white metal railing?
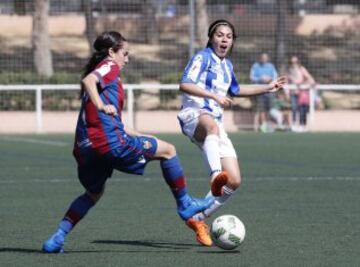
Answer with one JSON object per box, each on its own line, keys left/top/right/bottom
{"left": 1, "top": 84, "right": 360, "bottom": 133}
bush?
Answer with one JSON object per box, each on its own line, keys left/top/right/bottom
{"left": 0, "top": 72, "right": 81, "bottom": 84}
{"left": 159, "top": 72, "right": 182, "bottom": 84}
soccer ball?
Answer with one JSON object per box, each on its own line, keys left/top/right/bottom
{"left": 210, "top": 214, "right": 246, "bottom": 250}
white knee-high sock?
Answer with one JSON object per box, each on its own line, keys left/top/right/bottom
{"left": 202, "top": 134, "right": 222, "bottom": 176}
{"left": 192, "top": 186, "right": 235, "bottom": 221}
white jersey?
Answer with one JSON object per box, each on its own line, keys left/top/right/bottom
{"left": 180, "top": 47, "right": 240, "bottom": 122}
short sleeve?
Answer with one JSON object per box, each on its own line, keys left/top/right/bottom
{"left": 92, "top": 61, "right": 120, "bottom": 89}
{"left": 228, "top": 70, "right": 240, "bottom": 96}
{"left": 181, "top": 53, "right": 208, "bottom": 84}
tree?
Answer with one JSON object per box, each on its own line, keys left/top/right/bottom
{"left": 275, "top": 0, "right": 287, "bottom": 74}
{"left": 196, "top": 0, "right": 209, "bottom": 46}
{"left": 82, "top": 0, "right": 97, "bottom": 53}
{"left": 32, "top": 0, "right": 53, "bottom": 77}
{"left": 142, "top": 0, "right": 159, "bottom": 44}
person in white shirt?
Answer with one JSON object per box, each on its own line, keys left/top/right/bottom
{"left": 178, "top": 19, "right": 287, "bottom": 246}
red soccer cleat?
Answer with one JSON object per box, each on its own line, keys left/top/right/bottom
{"left": 210, "top": 171, "right": 228, "bottom": 197}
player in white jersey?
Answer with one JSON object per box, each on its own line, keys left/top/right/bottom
{"left": 178, "top": 19, "right": 287, "bottom": 246}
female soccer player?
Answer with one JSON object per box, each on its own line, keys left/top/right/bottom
{"left": 42, "top": 31, "right": 213, "bottom": 253}
{"left": 178, "top": 20, "right": 287, "bottom": 246}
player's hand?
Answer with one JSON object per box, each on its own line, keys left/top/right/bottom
{"left": 268, "top": 76, "right": 287, "bottom": 93}
{"left": 212, "top": 94, "right": 233, "bottom": 108}
{"left": 100, "top": 104, "right": 117, "bottom": 116}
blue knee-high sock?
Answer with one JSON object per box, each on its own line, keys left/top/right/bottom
{"left": 58, "top": 193, "right": 95, "bottom": 235}
{"left": 161, "top": 155, "right": 189, "bottom": 206}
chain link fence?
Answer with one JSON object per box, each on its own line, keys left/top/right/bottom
{"left": 0, "top": 0, "right": 360, "bottom": 84}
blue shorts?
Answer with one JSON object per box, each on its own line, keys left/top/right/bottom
{"left": 75, "top": 136, "right": 157, "bottom": 194}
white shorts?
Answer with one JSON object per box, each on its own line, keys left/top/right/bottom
{"left": 177, "top": 108, "right": 237, "bottom": 158}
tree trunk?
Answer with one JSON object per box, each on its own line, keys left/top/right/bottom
{"left": 143, "top": 0, "right": 158, "bottom": 44}
{"left": 275, "top": 0, "right": 287, "bottom": 74}
{"left": 82, "top": 0, "right": 97, "bottom": 53}
{"left": 196, "top": 0, "right": 209, "bottom": 47}
{"left": 32, "top": 0, "right": 53, "bottom": 77}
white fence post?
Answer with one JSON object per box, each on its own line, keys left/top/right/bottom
{"left": 36, "top": 87, "right": 43, "bottom": 133}
{"left": 309, "top": 87, "right": 315, "bottom": 124}
{"left": 127, "top": 86, "right": 135, "bottom": 130}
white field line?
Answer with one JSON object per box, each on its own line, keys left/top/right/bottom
{"left": 0, "top": 136, "right": 69, "bottom": 147}
{"left": 1, "top": 176, "right": 360, "bottom": 184}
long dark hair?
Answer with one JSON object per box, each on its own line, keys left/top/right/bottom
{"left": 206, "top": 19, "right": 237, "bottom": 50}
{"left": 80, "top": 31, "right": 127, "bottom": 97}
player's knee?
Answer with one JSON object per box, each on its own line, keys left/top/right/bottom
{"left": 86, "top": 189, "right": 104, "bottom": 203}
{"left": 163, "top": 142, "right": 177, "bottom": 159}
{"left": 206, "top": 124, "right": 219, "bottom": 136}
{"left": 227, "top": 175, "right": 241, "bottom": 190}
{"left": 168, "top": 143, "right": 177, "bottom": 158}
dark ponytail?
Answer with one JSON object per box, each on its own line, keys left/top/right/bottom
{"left": 80, "top": 31, "right": 127, "bottom": 97}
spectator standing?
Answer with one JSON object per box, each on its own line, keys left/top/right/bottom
{"left": 250, "top": 53, "right": 278, "bottom": 132}
{"left": 287, "top": 55, "right": 316, "bottom": 132}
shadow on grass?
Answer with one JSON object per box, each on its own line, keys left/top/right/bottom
{"left": 0, "top": 240, "right": 201, "bottom": 254}
{"left": 0, "top": 244, "right": 240, "bottom": 254}
{"left": 93, "top": 239, "right": 199, "bottom": 250}
{"left": 0, "top": 247, "right": 196, "bottom": 254}
{"left": 197, "top": 250, "right": 241, "bottom": 254}
{"left": 0, "top": 248, "right": 42, "bottom": 254}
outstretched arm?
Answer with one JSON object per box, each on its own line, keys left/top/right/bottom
{"left": 238, "top": 76, "right": 287, "bottom": 96}
{"left": 180, "top": 83, "right": 233, "bottom": 108}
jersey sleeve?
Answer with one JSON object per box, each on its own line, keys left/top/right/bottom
{"left": 227, "top": 60, "right": 240, "bottom": 96}
{"left": 92, "top": 61, "right": 120, "bottom": 89}
{"left": 181, "top": 53, "right": 208, "bottom": 84}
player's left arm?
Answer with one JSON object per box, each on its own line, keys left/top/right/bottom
{"left": 236, "top": 76, "right": 287, "bottom": 96}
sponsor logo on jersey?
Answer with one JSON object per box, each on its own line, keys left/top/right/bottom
{"left": 142, "top": 140, "right": 152, "bottom": 150}
{"left": 188, "top": 55, "right": 203, "bottom": 82}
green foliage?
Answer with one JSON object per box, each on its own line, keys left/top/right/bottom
{"left": 236, "top": 72, "right": 250, "bottom": 84}
{"left": 122, "top": 72, "right": 143, "bottom": 84}
{"left": 159, "top": 72, "right": 182, "bottom": 84}
{"left": 0, "top": 72, "right": 81, "bottom": 84}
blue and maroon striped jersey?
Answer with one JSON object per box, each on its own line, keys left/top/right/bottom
{"left": 74, "top": 59, "right": 127, "bottom": 156}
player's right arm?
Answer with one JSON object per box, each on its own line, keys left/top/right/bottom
{"left": 82, "top": 73, "right": 117, "bottom": 115}
{"left": 180, "top": 83, "right": 233, "bottom": 108}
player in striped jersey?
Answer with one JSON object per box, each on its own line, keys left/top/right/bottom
{"left": 42, "top": 31, "right": 213, "bottom": 253}
{"left": 178, "top": 20, "right": 286, "bottom": 246}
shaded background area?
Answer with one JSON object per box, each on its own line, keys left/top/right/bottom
{"left": 0, "top": 0, "right": 360, "bottom": 84}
